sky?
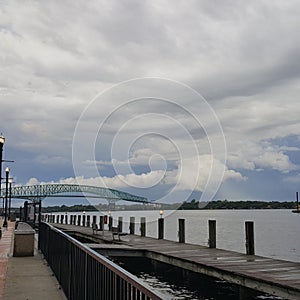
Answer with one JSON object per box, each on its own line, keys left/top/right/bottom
{"left": 1, "top": 0, "right": 300, "bottom": 205}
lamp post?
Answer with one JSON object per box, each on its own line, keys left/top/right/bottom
{"left": 3, "top": 167, "right": 9, "bottom": 227}
{"left": 8, "top": 178, "right": 12, "bottom": 220}
{"left": 158, "top": 210, "right": 164, "bottom": 239}
{"left": 0, "top": 135, "right": 5, "bottom": 186}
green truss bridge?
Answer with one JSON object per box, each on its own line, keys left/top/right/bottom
{"left": 0, "top": 183, "right": 149, "bottom": 204}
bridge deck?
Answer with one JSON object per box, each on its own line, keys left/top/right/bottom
{"left": 52, "top": 223, "right": 300, "bottom": 300}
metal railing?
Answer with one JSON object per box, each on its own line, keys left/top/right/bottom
{"left": 39, "top": 222, "right": 163, "bottom": 300}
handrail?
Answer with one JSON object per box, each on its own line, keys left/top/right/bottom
{"left": 39, "top": 222, "right": 164, "bottom": 300}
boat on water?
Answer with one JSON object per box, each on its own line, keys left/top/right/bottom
{"left": 292, "top": 192, "right": 300, "bottom": 213}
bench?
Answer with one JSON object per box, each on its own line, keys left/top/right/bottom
{"left": 111, "top": 226, "right": 128, "bottom": 241}
{"left": 92, "top": 223, "right": 101, "bottom": 235}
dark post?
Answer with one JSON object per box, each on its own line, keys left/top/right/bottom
{"left": 87, "top": 215, "right": 90, "bottom": 227}
{"left": 33, "top": 203, "right": 37, "bottom": 228}
{"left": 296, "top": 192, "right": 299, "bottom": 210}
{"left": 178, "top": 218, "right": 185, "bottom": 243}
{"left": 0, "top": 135, "right": 5, "bottom": 190}
{"left": 65, "top": 213, "right": 68, "bottom": 224}
{"left": 19, "top": 206, "right": 22, "bottom": 221}
{"left": 56, "top": 215, "right": 59, "bottom": 223}
{"left": 158, "top": 218, "right": 164, "bottom": 239}
{"left": 140, "top": 217, "right": 146, "bottom": 237}
{"left": 92, "top": 215, "right": 97, "bottom": 226}
{"left": 77, "top": 215, "right": 81, "bottom": 226}
{"left": 38, "top": 200, "right": 42, "bottom": 226}
{"left": 118, "top": 217, "right": 123, "bottom": 232}
{"left": 3, "top": 167, "right": 9, "bottom": 227}
{"left": 99, "top": 216, "right": 104, "bottom": 231}
{"left": 208, "top": 220, "right": 217, "bottom": 248}
{"left": 108, "top": 215, "right": 113, "bottom": 231}
{"left": 73, "top": 215, "right": 76, "bottom": 225}
{"left": 60, "top": 214, "right": 64, "bottom": 224}
{"left": 129, "top": 217, "right": 135, "bottom": 234}
{"left": 8, "top": 179, "right": 12, "bottom": 220}
{"left": 24, "top": 201, "right": 29, "bottom": 222}
{"left": 245, "top": 221, "right": 255, "bottom": 255}
{"left": 82, "top": 214, "right": 86, "bottom": 226}
{"left": 38, "top": 200, "right": 42, "bottom": 249}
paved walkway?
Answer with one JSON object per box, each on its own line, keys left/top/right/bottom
{"left": 0, "top": 219, "right": 14, "bottom": 300}
{"left": 0, "top": 219, "right": 66, "bottom": 300}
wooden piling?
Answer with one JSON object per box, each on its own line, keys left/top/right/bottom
{"left": 178, "top": 218, "right": 185, "bottom": 243}
{"left": 158, "top": 218, "right": 164, "bottom": 239}
{"left": 82, "top": 215, "right": 86, "bottom": 227}
{"left": 208, "top": 220, "right": 216, "bottom": 248}
{"left": 99, "top": 216, "right": 104, "bottom": 231}
{"left": 140, "top": 217, "right": 146, "bottom": 237}
{"left": 77, "top": 215, "right": 81, "bottom": 226}
{"left": 129, "top": 217, "right": 135, "bottom": 234}
{"left": 87, "top": 215, "right": 91, "bottom": 227}
{"left": 245, "top": 221, "right": 255, "bottom": 255}
{"left": 108, "top": 216, "right": 113, "bottom": 231}
{"left": 118, "top": 217, "right": 123, "bottom": 232}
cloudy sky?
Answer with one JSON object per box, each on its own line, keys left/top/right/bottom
{"left": 1, "top": 0, "right": 300, "bottom": 204}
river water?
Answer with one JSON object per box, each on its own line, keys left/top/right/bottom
{"left": 52, "top": 209, "right": 300, "bottom": 262}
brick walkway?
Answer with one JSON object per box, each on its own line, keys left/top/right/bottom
{"left": 0, "top": 219, "right": 14, "bottom": 300}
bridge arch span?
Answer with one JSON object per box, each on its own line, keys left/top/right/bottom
{"left": 0, "top": 183, "right": 148, "bottom": 203}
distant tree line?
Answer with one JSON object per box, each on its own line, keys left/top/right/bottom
{"left": 41, "top": 199, "right": 297, "bottom": 213}
{"left": 42, "top": 204, "right": 96, "bottom": 213}
{"left": 179, "top": 199, "right": 296, "bottom": 210}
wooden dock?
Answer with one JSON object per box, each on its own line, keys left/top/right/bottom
{"left": 53, "top": 223, "right": 300, "bottom": 300}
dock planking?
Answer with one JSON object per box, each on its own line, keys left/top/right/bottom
{"left": 53, "top": 223, "right": 300, "bottom": 299}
